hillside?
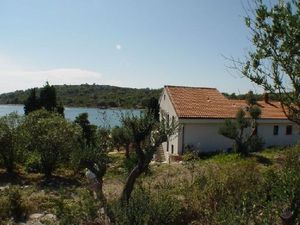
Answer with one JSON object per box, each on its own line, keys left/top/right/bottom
{"left": 0, "top": 84, "right": 162, "bottom": 108}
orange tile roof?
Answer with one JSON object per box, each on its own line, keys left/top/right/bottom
{"left": 165, "top": 85, "right": 287, "bottom": 119}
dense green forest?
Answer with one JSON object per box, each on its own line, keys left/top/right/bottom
{"left": 0, "top": 84, "right": 162, "bottom": 108}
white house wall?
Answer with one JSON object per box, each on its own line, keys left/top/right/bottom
{"left": 159, "top": 88, "right": 180, "bottom": 157}
{"left": 180, "top": 121, "right": 234, "bottom": 153}
{"left": 177, "top": 118, "right": 300, "bottom": 154}
{"left": 257, "top": 121, "right": 300, "bottom": 147}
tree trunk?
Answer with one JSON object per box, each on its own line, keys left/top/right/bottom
{"left": 120, "top": 163, "right": 145, "bottom": 204}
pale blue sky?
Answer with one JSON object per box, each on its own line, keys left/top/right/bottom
{"left": 0, "top": 0, "right": 260, "bottom": 94}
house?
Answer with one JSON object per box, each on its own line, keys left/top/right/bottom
{"left": 159, "top": 85, "right": 300, "bottom": 159}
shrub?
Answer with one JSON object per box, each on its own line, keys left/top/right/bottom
{"left": 54, "top": 189, "right": 104, "bottom": 225}
{"left": 24, "top": 152, "right": 41, "bottom": 173}
{"left": 248, "top": 135, "right": 265, "bottom": 153}
{"left": 181, "top": 148, "right": 300, "bottom": 224}
{"left": 22, "top": 109, "right": 81, "bottom": 178}
{"left": 111, "top": 187, "right": 184, "bottom": 225}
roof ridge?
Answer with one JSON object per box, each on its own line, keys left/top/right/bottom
{"left": 164, "top": 85, "right": 217, "bottom": 90}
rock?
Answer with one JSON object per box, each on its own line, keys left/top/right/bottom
{"left": 26, "top": 221, "right": 43, "bottom": 225}
{"left": 29, "top": 213, "right": 44, "bottom": 220}
{"left": 0, "top": 185, "right": 9, "bottom": 191}
{"left": 43, "top": 213, "right": 57, "bottom": 221}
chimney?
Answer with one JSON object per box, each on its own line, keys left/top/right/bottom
{"left": 263, "top": 92, "right": 269, "bottom": 103}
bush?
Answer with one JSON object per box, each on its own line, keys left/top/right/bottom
{"left": 111, "top": 187, "right": 184, "bottom": 225}
{"left": 54, "top": 189, "right": 104, "bottom": 225}
{"left": 181, "top": 148, "right": 300, "bottom": 224}
{"left": 248, "top": 136, "right": 265, "bottom": 153}
{"left": 0, "top": 187, "right": 28, "bottom": 223}
{"left": 24, "top": 153, "right": 41, "bottom": 173}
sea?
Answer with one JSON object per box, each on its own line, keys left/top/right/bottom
{"left": 0, "top": 105, "right": 142, "bottom": 127}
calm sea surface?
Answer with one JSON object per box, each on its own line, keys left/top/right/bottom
{"left": 0, "top": 105, "right": 142, "bottom": 127}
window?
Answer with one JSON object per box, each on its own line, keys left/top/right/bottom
{"left": 166, "top": 140, "right": 169, "bottom": 152}
{"left": 286, "top": 125, "right": 293, "bottom": 135}
{"left": 163, "top": 94, "right": 166, "bottom": 100}
{"left": 171, "top": 145, "right": 174, "bottom": 154}
{"left": 273, "top": 125, "right": 279, "bottom": 135}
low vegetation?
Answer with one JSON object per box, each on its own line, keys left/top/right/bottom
{"left": 0, "top": 140, "right": 299, "bottom": 224}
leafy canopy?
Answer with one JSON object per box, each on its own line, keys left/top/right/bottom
{"left": 241, "top": 0, "right": 300, "bottom": 124}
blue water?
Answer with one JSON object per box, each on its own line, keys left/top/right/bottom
{"left": 0, "top": 105, "right": 142, "bottom": 127}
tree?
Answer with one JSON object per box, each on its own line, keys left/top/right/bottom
{"left": 24, "top": 88, "right": 39, "bottom": 115}
{"left": 22, "top": 109, "right": 80, "bottom": 178}
{"left": 39, "top": 82, "right": 57, "bottom": 111}
{"left": 111, "top": 126, "right": 132, "bottom": 158}
{"left": 146, "top": 97, "right": 160, "bottom": 121}
{"left": 120, "top": 113, "right": 176, "bottom": 204}
{"left": 71, "top": 127, "right": 111, "bottom": 203}
{"left": 0, "top": 113, "right": 23, "bottom": 173}
{"left": 219, "top": 92, "right": 262, "bottom": 155}
{"left": 240, "top": 0, "right": 300, "bottom": 124}
{"left": 23, "top": 82, "right": 64, "bottom": 116}
{"left": 74, "top": 113, "right": 97, "bottom": 147}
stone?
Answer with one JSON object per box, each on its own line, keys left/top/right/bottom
{"left": 0, "top": 185, "right": 9, "bottom": 191}
{"left": 43, "top": 213, "right": 57, "bottom": 221}
{"left": 29, "top": 213, "right": 44, "bottom": 220}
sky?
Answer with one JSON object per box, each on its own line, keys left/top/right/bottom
{"left": 0, "top": 0, "right": 262, "bottom": 94}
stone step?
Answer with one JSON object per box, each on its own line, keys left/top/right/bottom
{"left": 154, "top": 145, "right": 165, "bottom": 162}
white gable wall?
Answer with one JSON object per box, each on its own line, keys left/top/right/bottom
{"left": 179, "top": 119, "right": 234, "bottom": 153}
{"left": 159, "top": 88, "right": 180, "bottom": 158}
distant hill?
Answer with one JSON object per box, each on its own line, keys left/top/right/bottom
{"left": 0, "top": 84, "right": 162, "bottom": 108}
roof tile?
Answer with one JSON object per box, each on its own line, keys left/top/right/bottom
{"left": 165, "top": 85, "right": 287, "bottom": 119}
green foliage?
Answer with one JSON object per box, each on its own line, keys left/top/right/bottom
{"left": 54, "top": 189, "right": 103, "bottom": 225}
{"left": 248, "top": 135, "right": 265, "bottom": 152}
{"left": 0, "top": 84, "right": 161, "bottom": 109}
{"left": 219, "top": 101, "right": 262, "bottom": 155}
{"left": 120, "top": 113, "right": 178, "bottom": 203}
{"left": 111, "top": 126, "right": 132, "bottom": 156}
{"left": 24, "top": 82, "right": 64, "bottom": 116}
{"left": 146, "top": 97, "right": 160, "bottom": 121}
{"left": 0, "top": 112, "right": 23, "bottom": 173}
{"left": 182, "top": 149, "right": 300, "bottom": 224}
{"left": 22, "top": 109, "right": 81, "bottom": 178}
{"left": 24, "top": 88, "right": 39, "bottom": 115}
{"left": 8, "top": 187, "right": 27, "bottom": 222}
{"left": 24, "top": 152, "right": 41, "bottom": 173}
{"left": 182, "top": 150, "right": 199, "bottom": 162}
{"left": 74, "top": 113, "right": 97, "bottom": 147}
{"left": 111, "top": 187, "right": 184, "bottom": 225}
{"left": 122, "top": 152, "right": 138, "bottom": 174}
{"left": 241, "top": 0, "right": 300, "bottom": 124}
{"left": 0, "top": 187, "right": 28, "bottom": 223}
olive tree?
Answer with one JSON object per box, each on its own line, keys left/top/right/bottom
{"left": 111, "top": 126, "right": 132, "bottom": 158}
{"left": 120, "top": 113, "right": 177, "bottom": 204}
{"left": 239, "top": 0, "right": 300, "bottom": 124}
{"left": 0, "top": 113, "right": 23, "bottom": 173}
{"left": 22, "top": 109, "right": 80, "bottom": 178}
{"left": 219, "top": 92, "right": 263, "bottom": 155}
{"left": 71, "top": 127, "right": 111, "bottom": 203}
